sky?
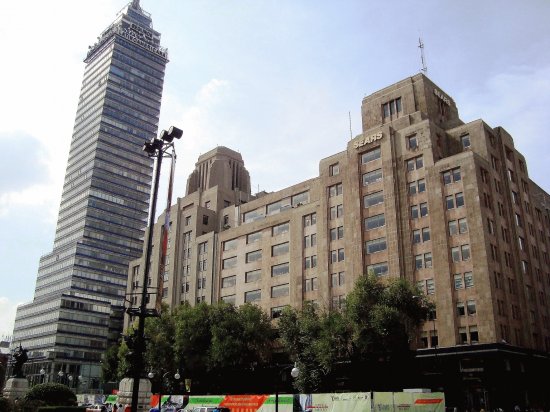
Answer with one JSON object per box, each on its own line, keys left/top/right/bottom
{"left": 1, "top": 0, "right": 550, "bottom": 338}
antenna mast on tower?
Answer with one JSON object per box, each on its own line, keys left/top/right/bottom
{"left": 418, "top": 37, "right": 428, "bottom": 74}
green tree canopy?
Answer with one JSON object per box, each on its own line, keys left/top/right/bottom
{"left": 278, "top": 273, "right": 430, "bottom": 392}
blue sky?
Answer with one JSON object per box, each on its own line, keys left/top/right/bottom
{"left": 1, "top": 0, "right": 550, "bottom": 337}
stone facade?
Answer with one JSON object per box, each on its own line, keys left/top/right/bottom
{"left": 126, "top": 73, "right": 550, "bottom": 355}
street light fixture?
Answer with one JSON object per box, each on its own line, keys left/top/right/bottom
{"left": 130, "top": 126, "right": 183, "bottom": 412}
{"left": 275, "top": 363, "right": 300, "bottom": 412}
{"left": 148, "top": 370, "right": 181, "bottom": 411}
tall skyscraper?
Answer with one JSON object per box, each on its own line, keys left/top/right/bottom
{"left": 12, "top": 0, "right": 168, "bottom": 388}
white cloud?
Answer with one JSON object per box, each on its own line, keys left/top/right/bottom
{"left": 0, "top": 297, "right": 19, "bottom": 339}
{"left": 457, "top": 64, "right": 550, "bottom": 192}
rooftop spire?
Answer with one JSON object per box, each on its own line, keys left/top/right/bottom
{"left": 131, "top": 0, "right": 141, "bottom": 10}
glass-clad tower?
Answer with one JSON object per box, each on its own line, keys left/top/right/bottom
{"left": 11, "top": 0, "right": 168, "bottom": 388}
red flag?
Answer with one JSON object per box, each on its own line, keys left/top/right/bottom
{"left": 156, "top": 153, "right": 176, "bottom": 313}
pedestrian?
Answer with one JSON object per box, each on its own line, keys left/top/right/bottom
{"left": 113, "top": 404, "right": 118, "bottom": 412}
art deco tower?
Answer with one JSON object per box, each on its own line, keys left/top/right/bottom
{"left": 12, "top": 0, "right": 168, "bottom": 387}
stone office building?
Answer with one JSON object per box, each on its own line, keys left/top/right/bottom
{"left": 126, "top": 73, "right": 550, "bottom": 410}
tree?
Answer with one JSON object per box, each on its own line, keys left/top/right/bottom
{"left": 345, "top": 274, "right": 430, "bottom": 358}
{"left": 144, "top": 304, "right": 179, "bottom": 392}
{"left": 172, "top": 301, "right": 277, "bottom": 392}
{"left": 278, "top": 302, "right": 326, "bottom": 392}
{"left": 278, "top": 273, "right": 430, "bottom": 392}
{"left": 102, "top": 343, "right": 120, "bottom": 383}
{"left": 24, "top": 382, "right": 77, "bottom": 406}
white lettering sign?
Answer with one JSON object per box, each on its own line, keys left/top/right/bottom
{"left": 353, "top": 132, "right": 383, "bottom": 149}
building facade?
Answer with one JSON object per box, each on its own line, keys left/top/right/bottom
{"left": 128, "top": 74, "right": 550, "bottom": 409}
{"left": 12, "top": 0, "right": 167, "bottom": 388}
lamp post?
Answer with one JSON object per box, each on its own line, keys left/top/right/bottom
{"left": 130, "top": 126, "right": 183, "bottom": 412}
{"left": 58, "top": 370, "right": 64, "bottom": 384}
{"left": 148, "top": 370, "right": 181, "bottom": 411}
{"left": 40, "top": 368, "right": 46, "bottom": 384}
{"left": 275, "top": 363, "right": 300, "bottom": 412}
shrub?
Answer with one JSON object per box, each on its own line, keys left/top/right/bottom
{"left": 0, "top": 397, "right": 14, "bottom": 412}
{"left": 24, "top": 383, "right": 77, "bottom": 406}
{"left": 36, "top": 407, "right": 86, "bottom": 412}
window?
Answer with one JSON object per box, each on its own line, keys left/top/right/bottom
{"left": 272, "top": 222, "right": 289, "bottom": 236}
{"left": 271, "top": 263, "right": 289, "bottom": 277}
{"left": 413, "top": 229, "right": 421, "bottom": 244}
{"left": 267, "top": 198, "right": 291, "bottom": 215}
{"left": 454, "top": 217, "right": 470, "bottom": 235}
{"left": 223, "top": 239, "right": 238, "bottom": 251}
{"left": 221, "top": 295, "right": 236, "bottom": 305}
{"left": 328, "top": 183, "right": 343, "bottom": 197}
{"left": 185, "top": 216, "right": 191, "bottom": 226}
{"left": 426, "top": 278, "right": 435, "bottom": 294}
{"left": 446, "top": 192, "right": 464, "bottom": 209}
{"left": 461, "top": 134, "right": 471, "bottom": 149}
{"left": 457, "top": 302, "right": 466, "bottom": 316}
{"left": 246, "top": 250, "right": 262, "bottom": 263}
{"left": 202, "top": 215, "right": 209, "bottom": 225}
{"left": 365, "top": 214, "right": 385, "bottom": 230}
{"left": 272, "top": 242, "right": 289, "bottom": 256}
{"left": 467, "top": 300, "right": 477, "bottom": 315}
{"left": 422, "top": 227, "right": 431, "bottom": 242}
{"left": 443, "top": 168, "right": 461, "bottom": 184}
{"left": 331, "top": 271, "right": 345, "bottom": 287}
{"left": 330, "top": 227, "right": 344, "bottom": 241}
{"left": 271, "top": 284, "right": 290, "bottom": 298}
{"left": 461, "top": 244, "right": 471, "bottom": 260}
{"left": 367, "top": 262, "right": 389, "bottom": 277}
{"left": 415, "top": 253, "right": 432, "bottom": 269}
{"left": 459, "top": 327, "right": 468, "bottom": 344}
{"left": 205, "top": 201, "right": 211, "bottom": 209}
{"left": 408, "top": 179, "right": 426, "bottom": 195}
{"left": 406, "top": 155, "right": 424, "bottom": 171}
{"left": 362, "top": 146, "right": 381, "bottom": 164}
{"left": 222, "top": 256, "right": 237, "bottom": 270}
{"left": 198, "top": 241, "right": 208, "bottom": 255}
{"left": 329, "top": 163, "right": 340, "bottom": 176}
{"left": 407, "top": 134, "right": 418, "bottom": 150}
{"left": 364, "top": 191, "right": 384, "bottom": 208}
{"left": 247, "top": 231, "right": 262, "bottom": 244}
{"left": 330, "top": 204, "right": 344, "bottom": 219}
{"left": 304, "top": 233, "right": 317, "bottom": 247}
{"left": 292, "top": 192, "right": 309, "bottom": 207}
{"left": 363, "top": 169, "right": 383, "bottom": 186}
{"left": 382, "top": 97, "right": 402, "bottom": 118}
{"left": 271, "top": 306, "right": 285, "bottom": 319}
{"left": 411, "top": 205, "right": 419, "bottom": 219}
{"left": 332, "top": 295, "right": 346, "bottom": 310}
{"left": 420, "top": 202, "right": 429, "bottom": 217}
{"left": 245, "top": 289, "right": 261, "bottom": 303}
{"left": 245, "top": 269, "right": 261, "bottom": 283}
{"left": 304, "top": 277, "right": 318, "bottom": 292}
{"left": 454, "top": 274, "right": 463, "bottom": 289}
{"left": 449, "top": 220, "right": 458, "bottom": 236}
{"left": 222, "top": 276, "right": 236, "bottom": 288}
{"left": 243, "top": 209, "right": 264, "bottom": 223}
{"left": 365, "top": 237, "right": 387, "bottom": 254}
{"left": 331, "top": 248, "right": 345, "bottom": 263}
{"left": 515, "top": 213, "right": 523, "bottom": 228}
{"left": 304, "top": 255, "right": 317, "bottom": 269}
{"left": 303, "top": 213, "right": 317, "bottom": 227}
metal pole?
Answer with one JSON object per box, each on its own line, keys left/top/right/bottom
{"left": 131, "top": 148, "right": 163, "bottom": 412}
